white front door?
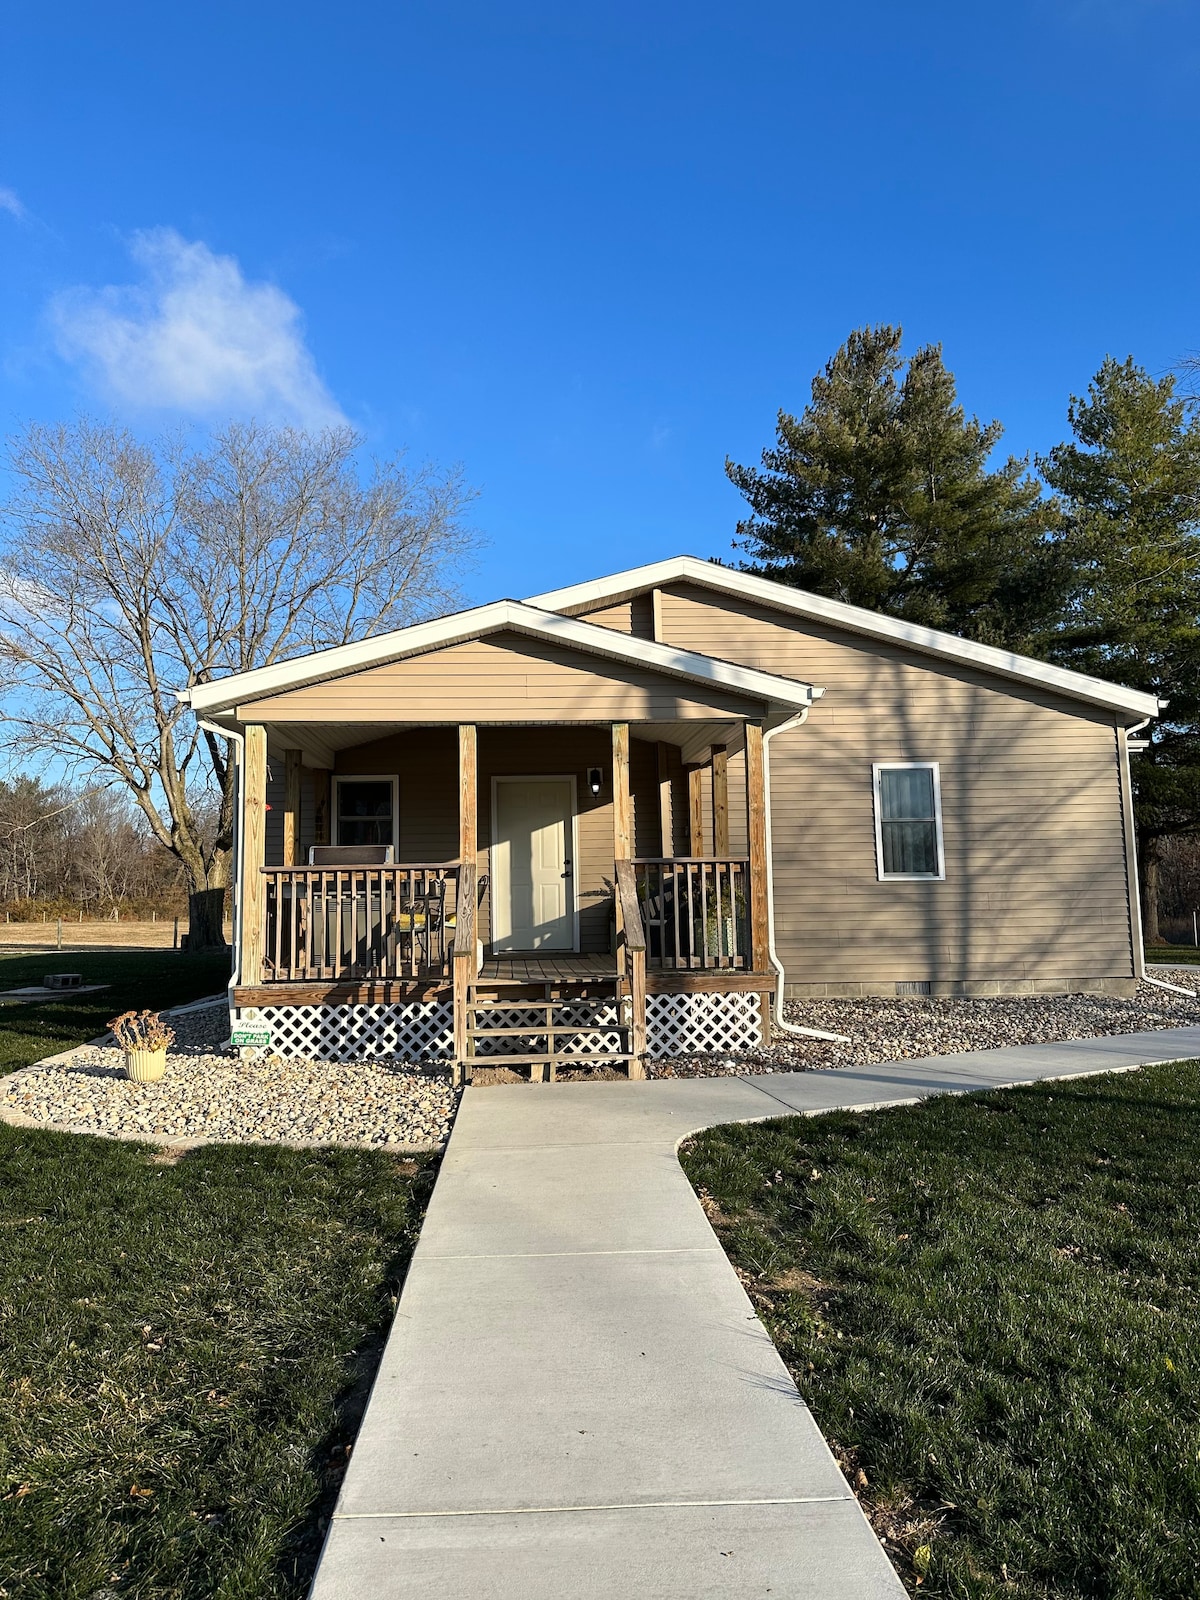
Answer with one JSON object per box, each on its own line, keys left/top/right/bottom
{"left": 491, "top": 778, "right": 575, "bottom": 952}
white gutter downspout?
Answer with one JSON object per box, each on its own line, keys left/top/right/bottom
{"left": 1122, "top": 714, "right": 1198, "bottom": 998}
{"left": 196, "top": 718, "right": 245, "bottom": 1008}
{"left": 762, "top": 710, "right": 852, "bottom": 1044}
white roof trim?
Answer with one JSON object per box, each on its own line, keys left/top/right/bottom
{"left": 182, "top": 598, "right": 821, "bottom": 716}
{"left": 526, "top": 555, "right": 1162, "bottom": 722}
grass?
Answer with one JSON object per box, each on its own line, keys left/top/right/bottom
{"left": 0, "top": 1130, "right": 436, "bottom": 1599}
{"left": 0, "top": 949, "right": 231, "bottom": 1076}
{"left": 1145, "top": 945, "right": 1200, "bottom": 965}
{"left": 680, "top": 1064, "right": 1200, "bottom": 1599}
{"left": 0, "top": 948, "right": 437, "bottom": 1598}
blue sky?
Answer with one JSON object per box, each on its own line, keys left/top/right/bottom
{"left": 3, "top": 0, "right": 1198, "bottom": 603}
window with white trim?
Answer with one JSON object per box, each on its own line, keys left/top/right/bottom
{"left": 873, "top": 763, "right": 944, "bottom": 880}
{"left": 334, "top": 776, "right": 397, "bottom": 848}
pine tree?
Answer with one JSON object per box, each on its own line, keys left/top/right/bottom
{"left": 727, "top": 326, "right": 1066, "bottom": 651}
{"left": 1041, "top": 357, "right": 1200, "bottom": 941}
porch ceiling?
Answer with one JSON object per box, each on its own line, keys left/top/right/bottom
{"left": 258, "top": 717, "right": 755, "bottom": 768}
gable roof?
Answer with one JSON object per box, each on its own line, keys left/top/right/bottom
{"left": 526, "top": 555, "right": 1162, "bottom": 723}
{"left": 182, "top": 598, "right": 823, "bottom": 718}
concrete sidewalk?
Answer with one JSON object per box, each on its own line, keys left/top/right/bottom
{"left": 310, "top": 1025, "right": 1200, "bottom": 1599}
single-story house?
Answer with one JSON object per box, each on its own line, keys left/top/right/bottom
{"left": 184, "top": 555, "right": 1160, "bottom": 1080}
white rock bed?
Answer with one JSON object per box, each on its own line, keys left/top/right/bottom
{"left": 2, "top": 1002, "right": 458, "bottom": 1150}
{"left": 10, "top": 985, "right": 1200, "bottom": 1137}
{"left": 650, "top": 981, "right": 1200, "bottom": 1078}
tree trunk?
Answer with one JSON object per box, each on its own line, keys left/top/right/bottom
{"left": 1140, "top": 838, "right": 1162, "bottom": 946}
{"left": 187, "top": 886, "right": 229, "bottom": 952}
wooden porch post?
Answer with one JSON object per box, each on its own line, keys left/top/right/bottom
{"left": 711, "top": 743, "right": 729, "bottom": 855}
{"left": 612, "top": 723, "right": 632, "bottom": 860}
{"left": 283, "top": 748, "right": 302, "bottom": 865}
{"left": 240, "top": 725, "right": 267, "bottom": 986}
{"left": 612, "top": 722, "right": 631, "bottom": 967}
{"left": 453, "top": 727, "right": 479, "bottom": 1088}
{"left": 656, "top": 742, "right": 672, "bottom": 857}
{"left": 687, "top": 766, "right": 704, "bottom": 857}
{"left": 312, "top": 769, "right": 331, "bottom": 847}
{"left": 745, "top": 719, "right": 772, "bottom": 1041}
{"left": 459, "top": 725, "right": 478, "bottom": 864}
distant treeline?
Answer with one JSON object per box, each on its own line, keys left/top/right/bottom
{"left": 0, "top": 776, "right": 188, "bottom": 919}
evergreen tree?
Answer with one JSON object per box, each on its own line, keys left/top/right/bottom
{"left": 1041, "top": 357, "right": 1200, "bottom": 941}
{"left": 727, "top": 325, "right": 1066, "bottom": 651}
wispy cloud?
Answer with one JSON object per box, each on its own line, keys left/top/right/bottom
{"left": 50, "top": 229, "right": 346, "bottom": 429}
{"left": 0, "top": 186, "right": 26, "bottom": 221}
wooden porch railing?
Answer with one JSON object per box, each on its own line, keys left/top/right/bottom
{"left": 632, "top": 856, "right": 750, "bottom": 970}
{"left": 262, "top": 863, "right": 459, "bottom": 982}
{"left": 614, "top": 859, "right": 647, "bottom": 1067}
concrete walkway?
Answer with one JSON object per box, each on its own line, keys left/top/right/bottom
{"left": 311, "top": 1026, "right": 1200, "bottom": 1599}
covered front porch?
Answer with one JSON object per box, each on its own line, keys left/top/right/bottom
{"left": 231, "top": 717, "right": 776, "bottom": 1077}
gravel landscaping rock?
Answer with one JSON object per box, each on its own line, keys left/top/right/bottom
{"left": 2, "top": 999, "right": 458, "bottom": 1149}
{"left": 12, "top": 984, "right": 1200, "bottom": 1136}
{"left": 650, "top": 981, "right": 1200, "bottom": 1077}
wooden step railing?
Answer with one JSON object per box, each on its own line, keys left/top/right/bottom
{"left": 452, "top": 860, "right": 478, "bottom": 1073}
{"left": 262, "top": 863, "right": 459, "bottom": 982}
{"left": 632, "top": 857, "right": 750, "bottom": 970}
{"left": 614, "top": 859, "right": 647, "bottom": 1068}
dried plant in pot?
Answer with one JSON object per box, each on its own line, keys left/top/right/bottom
{"left": 109, "top": 1009, "right": 176, "bottom": 1083}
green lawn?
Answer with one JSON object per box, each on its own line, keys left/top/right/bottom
{"left": 0, "top": 949, "right": 231, "bottom": 1075}
{"left": 681, "top": 1064, "right": 1200, "bottom": 1599}
{"left": 0, "top": 950, "right": 436, "bottom": 1598}
{"left": 1145, "top": 945, "right": 1200, "bottom": 965}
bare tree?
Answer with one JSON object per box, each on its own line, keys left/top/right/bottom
{"left": 0, "top": 420, "right": 478, "bottom": 947}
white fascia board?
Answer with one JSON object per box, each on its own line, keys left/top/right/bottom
{"left": 526, "top": 555, "right": 1162, "bottom": 722}
{"left": 181, "top": 598, "right": 820, "bottom": 715}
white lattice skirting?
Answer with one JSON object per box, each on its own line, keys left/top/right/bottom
{"left": 250, "top": 1002, "right": 454, "bottom": 1062}
{"left": 646, "top": 992, "right": 763, "bottom": 1056}
{"left": 240, "top": 992, "right": 761, "bottom": 1063}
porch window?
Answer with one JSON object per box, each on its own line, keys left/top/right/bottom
{"left": 873, "top": 763, "right": 944, "bottom": 880}
{"left": 335, "top": 777, "right": 396, "bottom": 848}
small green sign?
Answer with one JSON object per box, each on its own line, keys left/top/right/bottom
{"left": 232, "top": 1025, "right": 272, "bottom": 1049}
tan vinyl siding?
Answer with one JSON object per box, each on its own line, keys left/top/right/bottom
{"left": 239, "top": 632, "right": 758, "bottom": 723}
{"left": 264, "top": 764, "right": 315, "bottom": 866}
{"left": 323, "top": 727, "right": 642, "bottom": 954}
{"left": 576, "top": 595, "right": 655, "bottom": 639}
{"left": 658, "top": 581, "right": 1134, "bottom": 992}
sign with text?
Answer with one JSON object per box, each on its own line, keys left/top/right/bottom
{"left": 231, "top": 1025, "right": 272, "bottom": 1049}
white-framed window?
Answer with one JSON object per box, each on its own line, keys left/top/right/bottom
{"left": 873, "top": 762, "right": 945, "bottom": 880}
{"left": 334, "top": 775, "right": 398, "bottom": 848}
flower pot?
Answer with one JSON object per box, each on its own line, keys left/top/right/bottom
{"left": 124, "top": 1047, "right": 167, "bottom": 1083}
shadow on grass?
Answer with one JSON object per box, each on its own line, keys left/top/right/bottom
{"left": 0, "top": 949, "right": 231, "bottom": 1074}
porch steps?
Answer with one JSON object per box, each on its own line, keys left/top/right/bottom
{"left": 461, "top": 983, "right": 640, "bottom": 1084}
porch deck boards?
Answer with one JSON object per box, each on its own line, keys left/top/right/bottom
{"left": 480, "top": 953, "right": 619, "bottom": 984}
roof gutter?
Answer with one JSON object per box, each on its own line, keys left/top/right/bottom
{"left": 197, "top": 718, "right": 244, "bottom": 1004}
{"left": 762, "top": 713, "right": 851, "bottom": 1045}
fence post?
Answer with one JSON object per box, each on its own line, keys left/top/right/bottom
{"left": 56, "top": 918, "right": 62, "bottom": 950}
{"left": 173, "top": 916, "right": 179, "bottom": 950}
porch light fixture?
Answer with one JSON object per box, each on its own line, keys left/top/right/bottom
{"left": 587, "top": 766, "right": 603, "bottom": 798}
